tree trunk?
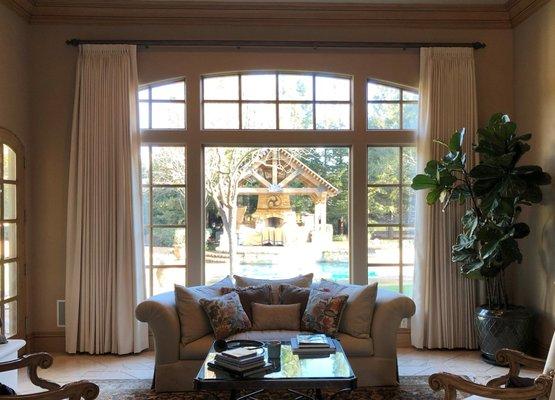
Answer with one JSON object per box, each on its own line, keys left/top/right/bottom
{"left": 219, "top": 203, "right": 239, "bottom": 275}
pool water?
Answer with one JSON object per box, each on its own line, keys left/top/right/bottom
{"left": 229, "top": 261, "right": 412, "bottom": 296}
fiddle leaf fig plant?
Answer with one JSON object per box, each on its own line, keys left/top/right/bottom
{"left": 411, "top": 113, "right": 551, "bottom": 309}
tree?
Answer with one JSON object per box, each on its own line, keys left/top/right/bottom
{"left": 204, "top": 147, "right": 264, "bottom": 272}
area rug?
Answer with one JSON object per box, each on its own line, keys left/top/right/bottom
{"left": 94, "top": 377, "right": 470, "bottom": 399}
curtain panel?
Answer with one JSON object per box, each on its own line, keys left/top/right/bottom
{"left": 66, "top": 45, "right": 149, "bottom": 354}
{"left": 411, "top": 47, "right": 481, "bottom": 349}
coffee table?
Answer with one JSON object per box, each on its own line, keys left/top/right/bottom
{"left": 194, "top": 339, "right": 357, "bottom": 400}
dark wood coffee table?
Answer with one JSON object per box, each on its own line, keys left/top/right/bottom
{"left": 194, "top": 339, "right": 357, "bottom": 400}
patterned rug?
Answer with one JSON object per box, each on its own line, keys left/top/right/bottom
{"left": 94, "top": 377, "right": 469, "bottom": 399}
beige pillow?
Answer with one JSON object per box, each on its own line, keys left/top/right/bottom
{"left": 251, "top": 303, "right": 301, "bottom": 331}
{"left": 174, "top": 276, "right": 233, "bottom": 344}
{"left": 234, "top": 273, "right": 314, "bottom": 303}
{"left": 318, "top": 279, "right": 378, "bottom": 339}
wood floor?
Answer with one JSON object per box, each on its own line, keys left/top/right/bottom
{"left": 16, "top": 348, "right": 538, "bottom": 395}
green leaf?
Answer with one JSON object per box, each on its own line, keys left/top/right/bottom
{"left": 469, "top": 164, "right": 504, "bottom": 179}
{"left": 512, "top": 222, "right": 530, "bottom": 239}
{"left": 481, "top": 240, "right": 499, "bottom": 259}
{"left": 426, "top": 188, "right": 442, "bottom": 205}
{"left": 424, "top": 160, "right": 439, "bottom": 176}
{"left": 449, "top": 129, "right": 465, "bottom": 152}
{"left": 522, "top": 184, "right": 542, "bottom": 203}
{"left": 411, "top": 174, "right": 437, "bottom": 190}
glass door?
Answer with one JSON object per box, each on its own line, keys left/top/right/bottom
{"left": 0, "top": 128, "right": 24, "bottom": 339}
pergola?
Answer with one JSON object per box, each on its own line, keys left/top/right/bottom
{"left": 238, "top": 148, "right": 339, "bottom": 232}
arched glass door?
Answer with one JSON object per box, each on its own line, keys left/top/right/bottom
{"left": 0, "top": 128, "right": 24, "bottom": 338}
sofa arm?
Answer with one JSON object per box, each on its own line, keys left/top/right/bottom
{"left": 371, "top": 289, "right": 416, "bottom": 358}
{"left": 135, "top": 291, "right": 180, "bottom": 365}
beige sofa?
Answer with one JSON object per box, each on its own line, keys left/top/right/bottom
{"left": 136, "top": 286, "right": 416, "bottom": 392}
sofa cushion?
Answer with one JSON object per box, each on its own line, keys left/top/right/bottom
{"left": 199, "top": 292, "right": 252, "bottom": 339}
{"left": 174, "top": 276, "right": 233, "bottom": 344}
{"left": 319, "top": 279, "right": 378, "bottom": 339}
{"left": 179, "top": 331, "right": 373, "bottom": 360}
{"left": 279, "top": 284, "right": 310, "bottom": 317}
{"left": 252, "top": 303, "right": 301, "bottom": 331}
{"left": 302, "top": 289, "right": 348, "bottom": 336}
{"left": 234, "top": 274, "right": 313, "bottom": 304}
{"left": 220, "top": 285, "right": 272, "bottom": 322}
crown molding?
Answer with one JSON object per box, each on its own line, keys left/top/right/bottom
{"left": 1, "top": 0, "right": 34, "bottom": 20}
{"left": 1, "top": 0, "right": 550, "bottom": 28}
{"left": 507, "top": 0, "right": 550, "bottom": 26}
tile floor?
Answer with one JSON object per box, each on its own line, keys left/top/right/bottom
{"left": 15, "top": 348, "right": 538, "bottom": 395}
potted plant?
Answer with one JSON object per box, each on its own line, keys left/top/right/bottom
{"left": 411, "top": 113, "right": 551, "bottom": 363}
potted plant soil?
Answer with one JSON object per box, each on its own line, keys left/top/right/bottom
{"left": 412, "top": 113, "right": 551, "bottom": 364}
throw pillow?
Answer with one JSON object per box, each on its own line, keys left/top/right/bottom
{"left": 174, "top": 276, "right": 234, "bottom": 344}
{"left": 199, "top": 291, "right": 252, "bottom": 340}
{"left": 220, "top": 285, "right": 272, "bottom": 321}
{"left": 233, "top": 273, "right": 314, "bottom": 303}
{"left": 319, "top": 278, "right": 378, "bottom": 339}
{"left": 279, "top": 284, "right": 310, "bottom": 317}
{"left": 251, "top": 303, "right": 301, "bottom": 330}
{"left": 301, "top": 289, "right": 348, "bottom": 336}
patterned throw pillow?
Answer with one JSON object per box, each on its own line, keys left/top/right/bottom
{"left": 301, "top": 289, "right": 348, "bottom": 336}
{"left": 220, "top": 285, "right": 272, "bottom": 322}
{"left": 199, "top": 292, "right": 252, "bottom": 340}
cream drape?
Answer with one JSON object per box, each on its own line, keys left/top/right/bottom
{"left": 411, "top": 48, "right": 480, "bottom": 349}
{"left": 65, "top": 45, "right": 149, "bottom": 354}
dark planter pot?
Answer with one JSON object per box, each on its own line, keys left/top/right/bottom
{"left": 474, "top": 305, "right": 534, "bottom": 365}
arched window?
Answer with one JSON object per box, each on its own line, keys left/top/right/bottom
{"left": 139, "top": 80, "right": 186, "bottom": 130}
{"left": 202, "top": 72, "right": 352, "bottom": 130}
{"left": 367, "top": 80, "right": 419, "bottom": 130}
{"left": 0, "top": 128, "right": 24, "bottom": 338}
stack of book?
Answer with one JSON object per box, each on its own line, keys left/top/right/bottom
{"left": 291, "top": 334, "right": 336, "bottom": 356}
{"left": 208, "top": 347, "right": 272, "bottom": 377}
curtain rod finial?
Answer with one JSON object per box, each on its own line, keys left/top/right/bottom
{"left": 473, "top": 42, "right": 486, "bottom": 49}
{"left": 66, "top": 39, "right": 80, "bottom": 47}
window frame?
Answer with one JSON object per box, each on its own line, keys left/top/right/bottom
{"left": 201, "top": 71, "right": 354, "bottom": 131}
{"left": 367, "top": 145, "right": 415, "bottom": 295}
{"left": 139, "top": 78, "right": 187, "bottom": 131}
{"left": 141, "top": 144, "right": 187, "bottom": 297}
{"left": 366, "top": 79, "right": 419, "bottom": 131}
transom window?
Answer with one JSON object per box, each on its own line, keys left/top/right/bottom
{"left": 367, "top": 81, "right": 418, "bottom": 130}
{"left": 141, "top": 145, "right": 187, "bottom": 297}
{"left": 139, "top": 80, "right": 186, "bottom": 130}
{"left": 202, "top": 72, "right": 352, "bottom": 130}
{"left": 367, "top": 146, "right": 415, "bottom": 296}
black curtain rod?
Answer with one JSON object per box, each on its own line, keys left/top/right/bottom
{"left": 66, "top": 39, "right": 486, "bottom": 50}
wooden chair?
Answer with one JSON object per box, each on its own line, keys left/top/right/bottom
{"left": 0, "top": 352, "right": 99, "bottom": 399}
{"left": 429, "top": 333, "right": 555, "bottom": 400}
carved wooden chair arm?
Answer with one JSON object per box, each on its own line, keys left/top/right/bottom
{"left": 486, "top": 348, "right": 547, "bottom": 388}
{"left": 0, "top": 381, "right": 99, "bottom": 400}
{"left": 0, "top": 353, "right": 60, "bottom": 391}
{"left": 429, "top": 371, "right": 554, "bottom": 400}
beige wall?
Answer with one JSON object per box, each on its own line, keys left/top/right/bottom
{"left": 27, "top": 24, "right": 514, "bottom": 344}
{"left": 0, "top": 5, "right": 29, "bottom": 143}
{"left": 512, "top": 1, "right": 555, "bottom": 353}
